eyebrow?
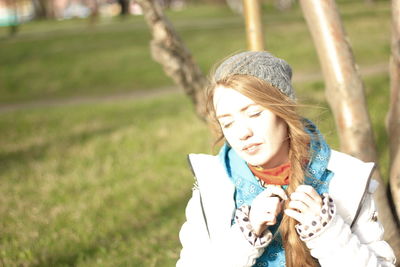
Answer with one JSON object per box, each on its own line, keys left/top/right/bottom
{"left": 216, "top": 103, "right": 258, "bottom": 119}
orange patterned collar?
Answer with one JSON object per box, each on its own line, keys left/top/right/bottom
{"left": 248, "top": 162, "right": 291, "bottom": 186}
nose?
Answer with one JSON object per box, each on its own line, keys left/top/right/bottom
{"left": 237, "top": 123, "right": 253, "bottom": 141}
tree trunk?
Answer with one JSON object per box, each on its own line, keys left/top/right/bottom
{"left": 136, "top": 0, "right": 208, "bottom": 119}
{"left": 31, "top": 0, "right": 46, "bottom": 18}
{"left": 387, "top": 0, "right": 400, "bottom": 224}
{"left": 275, "top": 0, "right": 294, "bottom": 11}
{"left": 45, "top": 0, "right": 55, "bottom": 18}
{"left": 243, "top": 0, "right": 264, "bottom": 51}
{"left": 6, "top": 0, "right": 18, "bottom": 36}
{"left": 34, "top": 0, "right": 55, "bottom": 19}
{"left": 118, "top": 0, "right": 130, "bottom": 16}
{"left": 226, "top": 0, "right": 243, "bottom": 15}
{"left": 89, "top": 0, "right": 100, "bottom": 25}
{"left": 299, "top": 0, "right": 400, "bottom": 258}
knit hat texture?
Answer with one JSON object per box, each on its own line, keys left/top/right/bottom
{"left": 214, "top": 51, "right": 295, "bottom": 99}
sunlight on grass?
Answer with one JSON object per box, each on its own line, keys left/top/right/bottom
{"left": 0, "top": 0, "right": 393, "bottom": 265}
{"left": 0, "top": 94, "right": 210, "bottom": 266}
{"left": 0, "top": 69, "right": 391, "bottom": 265}
{"left": 0, "top": 0, "right": 391, "bottom": 104}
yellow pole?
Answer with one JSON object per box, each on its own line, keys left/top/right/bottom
{"left": 243, "top": 0, "right": 265, "bottom": 51}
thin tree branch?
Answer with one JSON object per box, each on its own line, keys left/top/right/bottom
{"left": 136, "top": 0, "right": 208, "bottom": 119}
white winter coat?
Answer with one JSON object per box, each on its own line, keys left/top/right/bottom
{"left": 177, "top": 150, "right": 396, "bottom": 267}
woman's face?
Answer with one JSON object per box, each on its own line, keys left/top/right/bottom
{"left": 213, "top": 86, "right": 289, "bottom": 168}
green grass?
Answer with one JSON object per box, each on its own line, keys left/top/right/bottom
{"left": 0, "top": 94, "right": 211, "bottom": 266}
{"left": 0, "top": 0, "right": 391, "bottom": 104}
{"left": 0, "top": 70, "right": 391, "bottom": 265}
{"left": 0, "top": 0, "right": 394, "bottom": 266}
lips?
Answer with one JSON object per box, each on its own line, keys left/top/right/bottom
{"left": 242, "top": 143, "right": 262, "bottom": 153}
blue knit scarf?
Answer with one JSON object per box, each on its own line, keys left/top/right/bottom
{"left": 218, "top": 121, "right": 333, "bottom": 266}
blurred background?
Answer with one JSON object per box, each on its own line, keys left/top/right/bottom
{"left": 0, "top": 0, "right": 392, "bottom": 266}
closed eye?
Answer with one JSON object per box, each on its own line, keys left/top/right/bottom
{"left": 248, "top": 111, "right": 262, "bottom": 118}
{"left": 221, "top": 121, "right": 233, "bottom": 129}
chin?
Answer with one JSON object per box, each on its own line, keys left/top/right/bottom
{"left": 246, "top": 157, "right": 269, "bottom": 167}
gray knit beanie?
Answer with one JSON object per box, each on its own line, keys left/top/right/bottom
{"left": 214, "top": 51, "right": 295, "bottom": 100}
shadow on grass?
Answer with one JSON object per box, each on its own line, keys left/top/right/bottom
{"left": 0, "top": 123, "right": 128, "bottom": 178}
{"left": 32, "top": 192, "right": 189, "bottom": 266}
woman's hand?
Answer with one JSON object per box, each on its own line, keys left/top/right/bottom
{"left": 284, "top": 185, "right": 322, "bottom": 225}
{"left": 250, "top": 185, "right": 288, "bottom": 236}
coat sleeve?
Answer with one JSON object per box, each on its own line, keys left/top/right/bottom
{"left": 304, "top": 189, "right": 396, "bottom": 267}
{"left": 176, "top": 188, "right": 268, "bottom": 267}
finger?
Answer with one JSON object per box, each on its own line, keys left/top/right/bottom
{"left": 284, "top": 208, "right": 305, "bottom": 224}
{"left": 266, "top": 218, "right": 277, "bottom": 226}
{"left": 288, "top": 200, "right": 310, "bottom": 213}
{"left": 290, "top": 192, "right": 321, "bottom": 214}
{"left": 290, "top": 192, "right": 311, "bottom": 206}
{"left": 250, "top": 201, "right": 280, "bottom": 224}
{"left": 259, "top": 213, "right": 276, "bottom": 226}
{"left": 251, "top": 196, "right": 282, "bottom": 220}
{"left": 296, "top": 185, "right": 322, "bottom": 204}
{"left": 263, "top": 185, "right": 288, "bottom": 200}
{"left": 263, "top": 197, "right": 282, "bottom": 216}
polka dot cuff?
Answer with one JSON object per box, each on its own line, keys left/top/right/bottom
{"left": 235, "top": 205, "right": 273, "bottom": 247}
{"left": 295, "top": 193, "right": 336, "bottom": 241}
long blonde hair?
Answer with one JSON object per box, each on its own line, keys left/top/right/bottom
{"left": 206, "top": 74, "right": 319, "bottom": 267}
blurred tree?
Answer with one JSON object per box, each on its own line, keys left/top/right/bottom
{"left": 243, "top": 0, "right": 264, "bottom": 50}
{"left": 275, "top": 0, "right": 294, "bottom": 11}
{"left": 226, "top": 0, "right": 243, "bottom": 14}
{"left": 135, "top": 0, "right": 208, "bottom": 119}
{"left": 118, "top": 0, "right": 130, "bottom": 15}
{"left": 32, "top": 0, "right": 52, "bottom": 19}
{"left": 299, "top": 0, "right": 400, "bottom": 259}
{"left": 31, "top": 0, "right": 46, "bottom": 18}
{"left": 5, "top": 0, "right": 19, "bottom": 36}
{"left": 387, "top": 0, "right": 400, "bottom": 224}
{"left": 88, "top": 0, "right": 100, "bottom": 24}
{"left": 31, "top": 0, "right": 54, "bottom": 18}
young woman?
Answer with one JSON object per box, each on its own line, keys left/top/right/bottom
{"left": 177, "top": 51, "right": 396, "bottom": 267}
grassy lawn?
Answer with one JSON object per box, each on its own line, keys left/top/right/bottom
{"left": 0, "top": 0, "right": 393, "bottom": 266}
{"left": 0, "top": 0, "right": 391, "bottom": 104}
{"left": 0, "top": 72, "right": 391, "bottom": 266}
{"left": 0, "top": 94, "right": 211, "bottom": 266}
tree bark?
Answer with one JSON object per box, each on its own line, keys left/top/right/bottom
{"left": 299, "top": 0, "right": 400, "bottom": 258}
{"left": 226, "top": 0, "right": 243, "bottom": 15}
{"left": 118, "top": 0, "right": 130, "bottom": 16}
{"left": 387, "top": 0, "right": 400, "bottom": 224}
{"left": 136, "top": 0, "right": 208, "bottom": 119}
{"left": 45, "top": 0, "right": 55, "bottom": 18}
{"left": 243, "top": 0, "right": 264, "bottom": 51}
{"left": 88, "top": 0, "right": 100, "bottom": 25}
{"left": 39, "top": 0, "right": 56, "bottom": 19}
{"left": 275, "top": 0, "right": 294, "bottom": 11}
{"left": 6, "top": 0, "right": 18, "bottom": 36}
{"left": 31, "top": 0, "right": 47, "bottom": 18}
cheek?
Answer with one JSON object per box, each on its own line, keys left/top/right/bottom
{"left": 222, "top": 130, "right": 244, "bottom": 152}
{"left": 262, "top": 119, "right": 288, "bottom": 142}
{"left": 221, "top": 130, "right": 235, "bottom": 145}
{"left": 274, "top": 123, "right": 288, "bottom": 144}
